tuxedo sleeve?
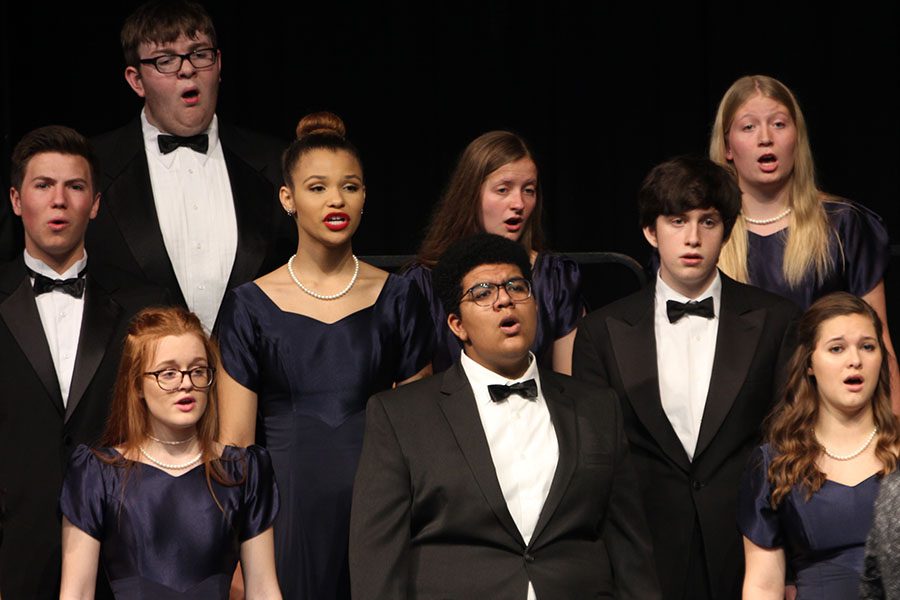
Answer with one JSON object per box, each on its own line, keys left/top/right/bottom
{"left": 602, "top": 389, "right": 662, "bottom": 600}
{"left": 572, "top": 318, "right": 611, "bottom": 388}
{"left": 349, "top": 393, "right": 411, "bottom": 600}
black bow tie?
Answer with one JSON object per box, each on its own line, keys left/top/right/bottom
{"left": 488, "top": 379, "right": 538, "bottom": 403}
{"left": 666, "top": 297, "right": 715, "bottom": 323}
{"left": 157, "top": 133, "right": 209, "bottom": 155}
{"left": 28, "top": 267, "right": 87, "bottom": 298}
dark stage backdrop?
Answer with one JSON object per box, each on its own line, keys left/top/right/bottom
{"left": 1, "top": 2, "right": 897, "bottom": 288}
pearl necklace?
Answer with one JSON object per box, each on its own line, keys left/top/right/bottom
{"left": 816, "top": 427, "right": 878, "bottom": 461}
{"left": 287, "top": 254, "right": 359, "bottom": 300}
{"left": 139, "top": 445, "right": 203, "bottom": 470}
{"left": 742, "top": 207, "right": 792, "bottom": 225}
{"left": 147, "top": 433, "right": 195, "bottom": 446}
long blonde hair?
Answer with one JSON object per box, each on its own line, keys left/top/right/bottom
{"left": 709, "top": 75, "right": 832, "bottom": 288}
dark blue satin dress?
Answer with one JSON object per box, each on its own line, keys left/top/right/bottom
{"left": 216, "top": 274, "right": 434, "bottom": 600}
{"left": 59, "top": 444, "right": 279, "bottom": 599}
{"left": 404, "top": 252, "right": 584, "bottom": 373}
{"left": 738, "top": 444, "right": 879, "bottom": 599}
{"left": 747, "top": 199, "right": 889, "bottom": 309}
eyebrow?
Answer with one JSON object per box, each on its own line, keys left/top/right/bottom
{"left": 823, "top": 335, "right": 877, "bottom": 343}
{"left": 301, "top": 174, "right": 363, "bottom": 184}
{"left": 151, "top": 357, "right": 209, "bottom": 368}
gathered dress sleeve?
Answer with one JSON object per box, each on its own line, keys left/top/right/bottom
{"left": 535, "top": 253, "right": 585, "bottom": 339}
{"left": 391, "top": 276, "right": 436, "bottom": 380}
{"left": 737, "top": 445, "right": 783, "bottom": 549}
{"left": 830, "top": 200, "right": 890, "bottom": 297}
{"left": 238, "top": 445, "right": 280, "bottom": 542}
{"left": 217, "top": 286, "right": 262, "bottom": 392}
{"left": 59, "top": 444, "right": 109, "bottom": 541}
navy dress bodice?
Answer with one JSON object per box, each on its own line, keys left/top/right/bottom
{"left": 738, "top": 444, "right": 879, "bottom": 599}
{"left": 60, "top": 444, "right": 279, "bottom": 600}
{"left": 747, "top": 199, "right": 889, "bottom": 310}
{"left": 216, "top": 273, "right": 434, "bottom": 600}
{"left": 404, "top": 252, "right": 584, "bottom": 372}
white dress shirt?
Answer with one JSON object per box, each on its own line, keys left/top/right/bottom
{"left": 460, "top": 351, "right": 559, "bottom": 600}
{"left": 24, "top": 250, "right": 87, "bottom": 407}
{"left": 141, "top": 110, "right": 237, "bottom": 333}
{"left": 654, "top": 272, "right": 721, "bottom": 461}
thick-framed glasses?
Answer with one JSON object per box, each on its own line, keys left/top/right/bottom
{"left": 144, "top": 367, "right": 216, "bottom": 391}
{"left": 462, "top": 278, "right": 533, "bottom": 307}
{"left": 138, "top": 48, "right": 219, "bottom": 74}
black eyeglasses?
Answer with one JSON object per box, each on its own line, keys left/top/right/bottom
{"left": 144, "top": 367, "right": 216, "bottom": 391}
{"left": 138, "top": 48, "right": 219, "bottom": 74}
{"left": 462, "top": 278, "right": 533, "bottom": 307}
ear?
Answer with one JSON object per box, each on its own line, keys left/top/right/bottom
{"left": 89, "top": 193, "right": 101, "bottom": 220}
{"left": 124, "top": 66, "right": 146, "bottom": 98}
{"left": 9, "top": 187, "right": 22, "bottom": 216}
{"left": 642, "top": 225, "right": 659, "bottom": 248}
{"left": 725, "top": 146, "right": 734, "bottom": 161}
{"left": 447, "top": 312, "right": 469, "bottom": 344}
{"left": 279, "top": 185, "right": 295, "bottom": 214}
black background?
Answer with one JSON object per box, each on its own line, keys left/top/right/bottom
{"left": 2, "top": 1, "right": 897, "bottom": 273}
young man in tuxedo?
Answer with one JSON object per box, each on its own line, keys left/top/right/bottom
{"left": 87, "top": 0, "right": 294, "bottom": 332}
{"left": 0, "top": 126, "right": 168, "bottom": 600}
{"left": 573, "top": 156, "right": 799, "bottom": 600}
{"left": 349, "top": 233, "right": 660, "bottom": 600}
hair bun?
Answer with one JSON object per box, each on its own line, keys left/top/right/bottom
{"left": 295, "top": 112, "right": 347, "bottom": 140}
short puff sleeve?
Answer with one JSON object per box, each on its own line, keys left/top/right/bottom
{"left": 829, "top": 201, "right": 890, "bottom": 297}
{"left": 217, "top": 286, "right": 262, "bottom": 392}
{"left": 737, "top": 444, "right": 783, "bottom": 549}
{"left": 389, "top": 276, "right": 436, "bottom": 381}
{"left": 59, "top": 444, "right": 109, "bottom": 540}
{"left": 237, "top": 445, "right": 280, "bottom": 542}
{"left": 535, "top": 253, "right": 585, "bottom": 340}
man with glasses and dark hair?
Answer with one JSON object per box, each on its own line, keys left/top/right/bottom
{"left": 0, "top": 126, "right": 167, "bottom": 600}
{"left": 349, "top": 233, "right": 660, "bottom": 600}
{"left": 88, "top": 0, "right": 294, "bottom": 333}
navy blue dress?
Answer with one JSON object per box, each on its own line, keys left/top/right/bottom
{"left": 60, "top": 444, "right": 279, "bottom": 599}
{"left": 404, "top": 252, "right": 584, "bottom": 373}
{"left": 747, "top": 199, "right": 889, "bottom": 309}
{"left": 216, "top": 274, "right": 434, "bottom": 600}
{"left": 738, "top": 444, "right": 879, "bottom": 599}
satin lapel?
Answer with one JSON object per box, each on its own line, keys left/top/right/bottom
{"left": 0, "top": 276, "right": 64, "bottom": 415}
{"left": 103, "top": 125, "right": 185, "bottom": 305}
{"left": 222, "top": 146, "right": 271, "bottom": 292}
{"left": 607, "top": 289, "right": 691, "bottom": 472}
{"left": 693, "top": 279, "right": 765, "bottom": 458}
{"left": 65, "top": 277, "right": 121, "bottom": 422}
{"left": 529, "top": 372, "right": 577, "bottom": 546}
{"left": 437, "top": 364, "right": 525, "bottom": 547}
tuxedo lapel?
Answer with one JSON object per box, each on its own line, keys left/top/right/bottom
{"left": 437, "top": 364, "right": 525, "bottom": 547}
{"left": 65, "top": 276, "right": 121, "bottom": 422}
{"left": 100, "top": 121, "right": 185, "bottom": 306}
{"left": 0, "top": 268, "right": 64, "bottom": 415}
{"left": 222, "top": 145, "right": 272, "bottom": 292}
{"left": 529, "top": 372, "right": 577, "bottom": 546}
{"left": 693, "top": 276, "right": 766, "bottom": 458}
{"left": 608, "top": 286, "right": 691, "bottom": 472}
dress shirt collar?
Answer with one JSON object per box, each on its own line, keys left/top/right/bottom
{"left": 24, "top": 249, "right": 88, "bottom": 281}
{"left": 140, "top": 108, "right": 219, "bottom": 168}
{"left": 460, "top": 350, "right": 542, "bottom": 406}
{"left": 655, "top": 269, "right": 722, "bottom": 319}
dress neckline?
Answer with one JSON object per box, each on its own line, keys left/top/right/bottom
{"left": 823, "top": 472, "right": 880, "bottom": 489}
{"left": 106, "top": 445, "right": 236, "bottom": 479}
{"left": 249, "top": 273, "right": 394, "bottom": 325}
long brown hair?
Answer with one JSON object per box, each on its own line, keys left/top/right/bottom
{"left": 709, "top": 75, "right": 832, "bottom": 288}
{"left": 416, "top": 131, "right": 545, "bottom": 267}
{"left": 766, "top": 292, "right": 898, "bottom": 507}
{"left": 99, "top": 307, "right": 237, "bottom": 500}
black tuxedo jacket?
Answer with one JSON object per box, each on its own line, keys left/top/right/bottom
{"left": 86, "top": 118, "right": 295, "bottom": 322}
{"left": 0, "top": 258, "right": 169, "bottom": 600}
{"left": 572, "top": 274, "right": 799, "bottom": 600}
{"left": 349, "top": 362, "right": 661, "bottom": 600}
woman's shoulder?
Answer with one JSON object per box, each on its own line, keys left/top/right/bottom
{"left": 822, "top": 198, "right": 887, "bottom": 231}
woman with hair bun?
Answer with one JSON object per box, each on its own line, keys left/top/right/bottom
{"left": 59, "top": 306, "right": 281, "bottom": 599}
{"left": 739, "top": 292, "right": 899, "bottom": 599}
{"left": 217, "top": 112, "right": 433, "bottom": 599}
{"left": 406, "top": 130, "right": 584, "bottom": 374}
{"left": 709, "top": 75, "right": 898, "bottom": 409}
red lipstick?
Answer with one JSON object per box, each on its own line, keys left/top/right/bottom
{"left": 324, "top": 212, "right": 350, "bottom": 231}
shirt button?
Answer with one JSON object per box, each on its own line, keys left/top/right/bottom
{"left": 198, "top": 284, "right": 205, "bottom": 290}
{"left": 193, "top": 204, "right": 199, "bottom": 211}
{"left": 188, "top": 168, "right": 194, "bottom": 175}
